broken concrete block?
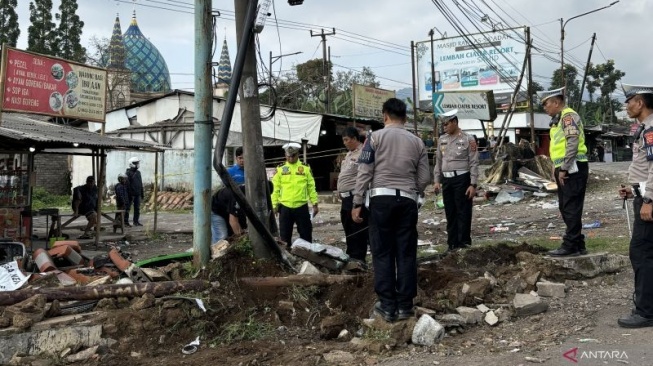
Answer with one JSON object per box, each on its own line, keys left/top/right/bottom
{"left": 365, "top": 316, "right": 416, "bottom": 344}
{"left": 337, "top": 329, "right": 351, "bottom": 342}
{"left": 299, "top": 261, "right": 322, "bottom": 275}
{"left": 484, "top": 271, "right": 498, "bottom": 286}
{"left": 411, "top": 315, "right": 445, "bottom": 346}
{"left": 504, "top": 275, "right": 528, "bottom": 294}
{"left": 494, "top": 307, "right": 513, "bottom": 322}
{"left": 461, "top": 278, "right": 491, "bottom": 298}
{"left": 523, "top": 270, "right": 541, "bottom": 286}
{"left": 476, "top": 304, "right": 491, "bottom": 313}
{"left": 66, "top": 345, "right": 99, "bottom": 363}
{"left": 456, "top": 306, "right": 483, "bottom": 324}
{"left": 415, "top": 306, "right": 437, "bottom": 318}
{"left": 484, "top": 311, "right": 499, "bottom": 326}
{"left": 436, "top": 314, "right": 465, "bottom": 328}
{"left": 513, "top": 293, "right": 549, "bottom": 317}
{"left": 536, "top": 281, "right": 566, "bottom": 298}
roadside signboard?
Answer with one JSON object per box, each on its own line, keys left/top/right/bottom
{"left": 0, "top": 47, "right": 107, "bottom": 122}
{"left": 352, "top": 84, "right": 395, "bottom": 119}
{"left": 416, "top": 28, "right": 526, "bottom": 110}
{"left": 432, "top": 90, "right": 497, "bottom": 121}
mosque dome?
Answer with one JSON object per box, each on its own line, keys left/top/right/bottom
{"left": 122, "top": 12, "right": 171, "bottom": 93}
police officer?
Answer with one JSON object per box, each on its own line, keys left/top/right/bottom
{"left": 337, "top": 127, "right": 368, "bottom": 263}
{"left": 537, "top": 87, "right": 589, "bottom": 256}
{"left": 433, "top": 109, "right": 479, "bottom": 251}
{"left": 271, "top": 142, "right": 319, "bottom": 247}
{"left": 617, "top": 84, "right": 653, "bottom": 328}
{"left": 352, "top": 98, "right": 430, "bottom": 322}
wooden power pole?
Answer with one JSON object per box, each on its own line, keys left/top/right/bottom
{"left": 310, "top": 28, "right": 335, "bottom": 113}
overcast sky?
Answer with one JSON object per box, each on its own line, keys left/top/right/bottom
{"left": 14, "top": 0, "right": 650, "bottom": 100}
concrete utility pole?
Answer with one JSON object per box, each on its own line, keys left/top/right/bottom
{"left": 235, "top": 0, "right": 273, "bottom": 258}
{"left": 310, "top": 28, "right": 335, "bottom": 113}
{"left": 526, "top": 27, "right": 535, "bottom": 144}
{"left": 192, "top": 0, "right": 213, "bottom": 266}
{"left": 578, "top": 33, "right": 597, "bottom": 112}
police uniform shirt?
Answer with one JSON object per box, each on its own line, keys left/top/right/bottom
{"left": 337, "top": 144, "right": 362, "bottom": 193}
{"left": 433, "top": 131, "right": 480, "bottom": 184}
{"left": 550, "top": 107, "right": 588, "bottom": 170}
{"left": 353, "top": 125, "right": 431, "bottom": 205}
{"left": 271, "top": 160, "right": 319, "bottom": 209}
{"left": 628, "top": 113, "right": 653, "bottom": 201}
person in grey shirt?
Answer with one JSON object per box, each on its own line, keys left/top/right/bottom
{"left": 433, "top": 109, "right": 479, "bottom": 251}
{"left": 617, "top": 84, "right": 653, "bottom": 328}
{"left": 337, "top": 127, "right": 368, "bottom": 263}
{"left": 352, "top": 98, "right": 430, "bottom": 322}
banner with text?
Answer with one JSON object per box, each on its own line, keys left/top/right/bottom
{"left": 1, "top": 47, "right": 107, "bottom": 122}
{"left": 416, "top": 28, "right": 526, "bottom": 109}
{"left": 432, "top": 90, "right": 497, "bottom": 121}
{"left": 352, "top": 84, "right": 396, "bottom": 119}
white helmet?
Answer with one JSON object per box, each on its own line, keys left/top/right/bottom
{"left": 118, "top": 173, "right": 127, "bottom": 181}
{"left": 128, "top": 157, "right": 140, "bottom": 168}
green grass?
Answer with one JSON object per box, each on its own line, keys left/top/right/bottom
{"left": 471, "top": 235, "right": 630, "bottom": 255}
{"left": 216, "top": 315, "right": 274, "bottom": 344}
{"left": 31, "top": 187, "right": 70, "bottom": 210}
{"left": 363, "top": 329, "right": 392, "bottom": 341}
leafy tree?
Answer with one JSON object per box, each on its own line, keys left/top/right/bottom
{"left": 27, "top": 0, "right": 57, "bottom": 55}
{"left": 0, "top": 0, "right": 20, "bottom": 48}
{"left": 296, "top": 58, "right": 331, "bottom": 85}
{"left": 330, "top": 67, "right": 380, "bottom": 115}
{"left": 529, "top": 80, "right": 545, "bottom": 112}
{"left": 582, "top": 60, "right": 625, "bottom": 124}
{"left": 54, "top": 0, "right": 86, "bottom": 62}
{"left": 549, "top": 63, "right": 581, "bottom": 109}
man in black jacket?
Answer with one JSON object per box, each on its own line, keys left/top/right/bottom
{"left": 125, "top": 157, "right": 144, "bottom": 226}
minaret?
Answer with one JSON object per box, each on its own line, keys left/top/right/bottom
{"left": 213, "top": 37, "right": 232, "bottom": 97}
{"left": 106, "top": 14, "right": 132, "bottom": 110}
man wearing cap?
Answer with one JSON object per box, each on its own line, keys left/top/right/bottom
{"left": 537, "top": 87, "right": 589, "bottom": 256}
{"left": 433, "top": 109, "right": 479, "bottom": 252}
{"left": 271, "top": 142, "right": 319, "bottom": 247}
{"left": 616, "top": 84, "right": 653, "bottom": 328}
{"left": 352, "top": 98, "right": 430, "bottom": 322}
{"left": 125, "top": 157, "right": 144, "bottom": 227}
{"left": 337, "top": 127, "right": 368, "bottom": 263}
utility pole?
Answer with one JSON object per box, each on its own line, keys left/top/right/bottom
{"left": 192, "top": 0, "right": 213, "bottom": 266}
{"left": 578, "top": 33, "right": 597, "bottom": 111}
{"left": 526, "top": 27, "right": 535, "bottom": 144}
{"left": 428, "top": 29, "right": 438, "bottom": 143}
{"left": 327, "top": 46, "right": 331, "bottom": 113}
{"left": 310, "top": 28, "right": 335, "bottom": 113}
{"left": 235, "top": 0, "right": 273, "bottom": 258}
{"left": 410, "top": 41, "right": 418, "bottom": 135}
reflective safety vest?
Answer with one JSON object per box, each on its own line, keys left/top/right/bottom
{"left": 549, "top": 106, "right": 588, "bottom": 168}
{"left": 271, "top": 161, "right": 319, "bottom": 209}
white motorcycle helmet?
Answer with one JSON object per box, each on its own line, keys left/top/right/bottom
{"left": 128, "top": 157, "right": 140, "bottom": 169}
{"left": 118, "top": 173, "right": 127, "bottom": 182}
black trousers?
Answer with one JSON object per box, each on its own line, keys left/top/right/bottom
{"left": 368, "top": 195, "right": 418, "bottom": 312}
{"left": 554, "top": 161, "right": 588, "bottom": 251}
{"left": 442, "top": 172, "right": 473, "bottom": 249}
{"left": 630, "top": 196, "right": 653, "bottom": 318}
{"left": 278, "top": 204, "right": 312, "bottom": 246}
{"left": 340, "top": 196, "right": 369, "bottom": 261}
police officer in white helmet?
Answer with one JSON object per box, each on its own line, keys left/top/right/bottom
{"left": 125, "top": 157, "right": 144, "bottom": 226}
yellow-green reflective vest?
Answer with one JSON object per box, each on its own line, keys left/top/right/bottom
{"left": 549, "top": 106, "right": 588, "bottom": 167}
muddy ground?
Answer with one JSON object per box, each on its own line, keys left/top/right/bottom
{"left": 20, "top": 162, "right": 649, "bottom": 366}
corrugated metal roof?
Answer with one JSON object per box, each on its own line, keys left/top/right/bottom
{"left": 0, "top": 113, "right": 164, "bottom": 151}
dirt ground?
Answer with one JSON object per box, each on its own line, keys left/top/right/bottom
{"left": 23, "top": 161, "right": 649, "bottom": 366}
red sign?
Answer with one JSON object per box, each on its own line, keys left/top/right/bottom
{"left": 1, "top": 47, "right": 107, "bottom": 122}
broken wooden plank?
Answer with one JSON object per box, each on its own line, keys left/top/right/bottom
{"left": 240, "top": 274, "right": 358, "bottom": 287}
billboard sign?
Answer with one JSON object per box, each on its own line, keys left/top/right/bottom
{"left": 432, "top": 90, "right": 497, "bottom": 121}
{"left": 1, "top": 47, "right": 107, "bottom": 122}
{"left": 416, "top": 29, "right": 526, "bottom": 109}
{"left": 352, "top": 84, "right": 396, "bottom": 119}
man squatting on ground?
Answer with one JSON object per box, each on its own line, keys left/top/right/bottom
{"left": 352, "top": 98, "right": 430, "bottom": 322}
